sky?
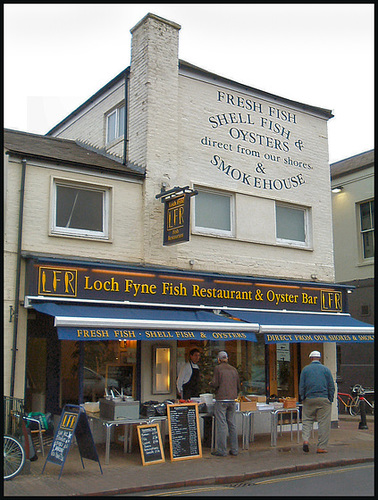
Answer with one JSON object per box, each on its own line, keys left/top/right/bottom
{"left": 3, "top": 3, "right": 374, "bottom": 164}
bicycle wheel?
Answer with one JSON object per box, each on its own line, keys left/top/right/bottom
{"left": 349, "top": 399, "right": 360, "bottom": 417}
{"left": 4, "top": 435, "right": 25, "bottom": 480}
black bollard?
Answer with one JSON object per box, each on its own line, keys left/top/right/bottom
{"left": 358, "top": 397, "right": 368, "bottom": 429}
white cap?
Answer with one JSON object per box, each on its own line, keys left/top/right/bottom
{"left": 218, "top": 351, "right": 228, "bottom": 360}
{"left": 309, "top": 350, "right": 321, "bottom": 358}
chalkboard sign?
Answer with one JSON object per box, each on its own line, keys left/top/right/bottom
{"left": 167, "top": 403, "right": 202, "bottom": 462}
{"left": 42, "top": 405, "right": 102, "bottom": 479}
{"left": 137, "top": 424, "right": 165, "bottom": 466}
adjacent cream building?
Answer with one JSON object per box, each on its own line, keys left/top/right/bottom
{"left": 331, "top": 150, "right": 374, "bottom": 393}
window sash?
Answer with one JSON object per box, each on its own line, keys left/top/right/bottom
{"left": 106, "top": 106, "right": 125, "bottom": 144}
{"left": 53, "top": 182, "right": 109, "bottom": 239}
{"left": 360, "top": 201, "right": 374, "bottom": 259}
{"left": 194, "top": 189, "right": 233, "bottom": 235}
{"left": 276, "top": 204, "right": 307, "bottom": 244}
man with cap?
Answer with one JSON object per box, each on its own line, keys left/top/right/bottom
{"left": 209, "top": 351, "right": 240, "bottom": 457}
{"left": 299, "top": 350, "right": 335, "bottom": 453}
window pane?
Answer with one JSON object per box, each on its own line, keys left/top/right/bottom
{"left": 56, "top": 186, "right": 103, "bottom": 232}
{"left": 107, "top": 111, "right": 116, "bottom": 143}
{"left": 118, "top": 106, "right": 125, "bottom": 137}
{"left": 363, "top": 231, "right": 374, "bottom": 259}
{"left": 371, "top": 201, "right": 374, "bottom": 228}
{"left": 195, "top": 191, "right": 231, "bottom": 231}
{"left": 276, "top": 205, "right": 305, "bottom": 242}
{"left": 360, "top": 202, "right": 372, "bottom": 231}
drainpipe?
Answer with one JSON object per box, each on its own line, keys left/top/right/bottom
{"left": 10, "top": 158, "right": 27, "bottom": 399}
{"left": 123, "top": 70, "right": 129, "bottom": 165}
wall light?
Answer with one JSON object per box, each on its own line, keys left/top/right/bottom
{"left": 152, "top": 346, "right": 171, "bottom": 394}
{"left": 331, "top": 186, "right": 343, "bottom": 193}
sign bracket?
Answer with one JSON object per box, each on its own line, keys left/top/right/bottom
{"left": 155, "top": 185, "right": 198, "bottom": 203}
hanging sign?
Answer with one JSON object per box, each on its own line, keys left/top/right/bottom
{"left": 163, "top": 194, "right": 191, "bottom": 245}
{"left": 42, "top": 405, "right": 102, "bottom": 479}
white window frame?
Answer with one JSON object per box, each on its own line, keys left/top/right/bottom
{"left": 106, "top": 105, "right": 125, "bottom": 144}
{"left": 50, "top": 178, "right": 111, "bottom": 240}
{"left": 193, "top": 187, "right": 235, "bottom": 238}
{"left": 358, "top": 199, "right": 374, "bottom": 262}
{"left": 275, "top": 202, "right": 311, "bottom": 248}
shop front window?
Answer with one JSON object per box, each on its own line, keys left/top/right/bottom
{"left": 60, "top": 340, "right": 137, "bottom": 406}
{"left": 176, "top": 338, "right": 266, "bottom": 397}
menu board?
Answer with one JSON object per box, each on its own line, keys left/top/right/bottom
{"left": 42, "top": 405, "right": 102, "bottom": 479}
{"left": 47, "top": 410, "right": 78, "bottom": 466}
{"left": 137, "top": 424, "right": 165, "bottom": 466}
{"left": 167, "top": 403, "right": 202, "bottom": 461}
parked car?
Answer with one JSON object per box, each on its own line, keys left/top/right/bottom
{"left": 83, "top": 367, "right": 118, "bottom": 400}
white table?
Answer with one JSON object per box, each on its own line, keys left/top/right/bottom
{"left": 87, "top": 414, "right": 167, "bottom": 465}
{"left": 203, "top": 405, "right": 301, "bottom": 451}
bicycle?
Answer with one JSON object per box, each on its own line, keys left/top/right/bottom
{"left": 4, "top": 412, "right": 26, "bottom": 480}
{"left": 4, "top": 434, "right": 26, "bottom": 480}
{"left": 3, "top": 396, "right": 41, "bottom": 481}
{"left": 337, "top": 385, "right": 374, "bottom": 417}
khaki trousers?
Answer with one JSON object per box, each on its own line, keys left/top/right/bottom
{"left": 302, "top": 397, "right": 332, "bottom": 449}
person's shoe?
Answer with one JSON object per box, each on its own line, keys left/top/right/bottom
{"left": 316, "top": 448, "right": 328, "bottom": 453}
{"left": 211, "top": 451, "right": 227, "bottom": 457}
{"left": 302, "top": 441, "right": 309, "bottom": 452}
{"left": 229, "top": 450, "right": 238, "bottom": 456}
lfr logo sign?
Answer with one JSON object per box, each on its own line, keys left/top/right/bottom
{"left": 321, "top": 290, "right": 343, "bottom": 312}
{"left": 163, "top": 194, "right": 190, "bottom": 246}
{"left": 38, "top": 266, "right": 78, "bottom": 297}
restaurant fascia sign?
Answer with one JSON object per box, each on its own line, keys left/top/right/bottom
{"left": 27, "top": 261, "right": 347, "bottom": 314}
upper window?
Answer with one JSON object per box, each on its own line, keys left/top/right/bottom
{"left": 51, "top": 180, "right": 110, "bottom": 239}
{"left": 359, "top": 200, "right": 374, "bottom": 260}
{"left": 194, "top": 188, "right": 233, "bottom": 236}
{"left": 106, "top": 105, "right": 125, "bottom": 144}
{"left": 276, "top": 203, "right": 309, "bottom": 247}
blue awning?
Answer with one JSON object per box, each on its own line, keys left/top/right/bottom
{"left": 32, "top": 302, "right": 258, "bottom": 341}
{"left": 227, "top": 310, "right": 374, "bottom": 343}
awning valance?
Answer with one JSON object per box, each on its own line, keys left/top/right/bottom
{"left": 227, "top": 310, "right": 374, "bottom": 343}
{"left": 31, "top": 302, "right": 258, "bottom": 342}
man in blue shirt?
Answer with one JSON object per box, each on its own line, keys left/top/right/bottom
{"left": 299, "top": 350, "right": 335, "bottom": 453}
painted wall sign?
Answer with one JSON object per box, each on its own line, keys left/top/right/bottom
{"left": 200, "top": 90, "right": 315, "bottom": 193}
{"left": 163, "top": 194, "right": 190, "bottom": 245}
{"left": 26, "top": 260, "right": 348, "bottom": 314}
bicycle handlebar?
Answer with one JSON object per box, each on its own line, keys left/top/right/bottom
{"left": 350, "top": 384, "right": 375, "bottom": 395}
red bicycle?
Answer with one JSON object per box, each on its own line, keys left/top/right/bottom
{"left": 337, "top": 385, "right": 374, "bottom": 416}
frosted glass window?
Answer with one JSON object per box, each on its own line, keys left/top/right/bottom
{"left": 195, "top": 190, "right": 231, "bottom": 232}
{"left": 276, "top": 205, "right": 306, "bottom": 243}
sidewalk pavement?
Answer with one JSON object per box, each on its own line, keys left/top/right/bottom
{"left": 4, "top": 415, "right": 374, "bottom": 497}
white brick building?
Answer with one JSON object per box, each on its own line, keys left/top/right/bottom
{"left": 4, "top": 13, "right": 373, "bottom": 431}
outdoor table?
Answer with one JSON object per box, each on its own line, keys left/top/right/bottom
{"left": 202, "top": 405, "right": 301, "bottom": 452}
{"left": 200, "top": 410, "right": 256, "bottom": 452}
{"left": 245, "top": 406, "right": 301, "bottom": 447}
{"left": 87, "top": 414, "right": 167, "bottom": 465}
{"left": 270, "top": 407, "right": 300, "bottom": 446}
